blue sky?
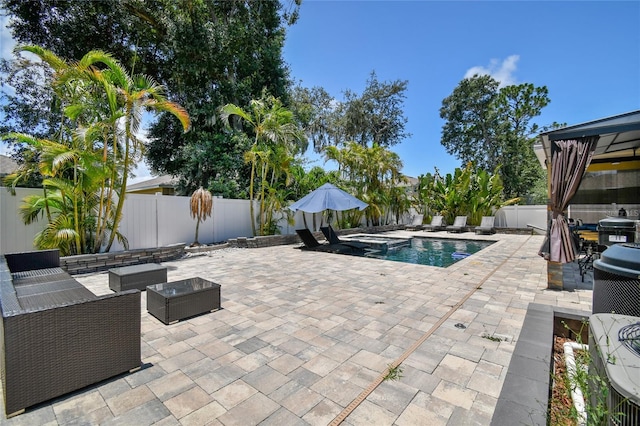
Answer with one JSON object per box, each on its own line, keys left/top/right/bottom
{"left": 284, "top": 0, "right": 640, "bottom": 178}
{"left": 2, "top": 1, "right": 639, "bottom": 182}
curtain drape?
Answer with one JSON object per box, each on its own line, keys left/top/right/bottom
{"left": 539, "top": 136, "right": 599, "bottom": 263}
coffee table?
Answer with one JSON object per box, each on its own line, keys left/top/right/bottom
{"left": 109, "top": 263, "right": 167, "bottom": 292}
{"left": 146, "top": 277, "right": 221, "bottom": 324}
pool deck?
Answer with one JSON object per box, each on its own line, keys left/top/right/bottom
{"left": 1, "top": 231, "right": 594, "bottom": 425}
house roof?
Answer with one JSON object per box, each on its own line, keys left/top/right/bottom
{"left": 0, "top": 154, "right": 18, "bottom": 176}
{"left": 535, "top": 110, "right": 640, "bottom": 168}
{"left": 126, "top": 175, "right": 178, "bottom": 192}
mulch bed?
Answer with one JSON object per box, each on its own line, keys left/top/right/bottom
{"left": 550, "top": 335, "right": 579, "bottom": 425}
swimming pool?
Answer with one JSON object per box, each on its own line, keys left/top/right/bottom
{"left": 365, "top": 237, "right": 494, "bottom": 267}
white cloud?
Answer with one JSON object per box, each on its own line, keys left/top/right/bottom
{"left": 464, "top": 55, "right": 520, "bottom": 87}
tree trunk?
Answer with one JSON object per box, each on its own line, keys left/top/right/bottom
{"left": 194, "top": 218, "right": 201, "bottom": 245}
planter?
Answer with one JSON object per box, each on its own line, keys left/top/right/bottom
{"left": 490, "top": 303, "right": 590, "bottom": 425}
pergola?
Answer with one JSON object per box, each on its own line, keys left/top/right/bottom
{"left": 534, "top": 110, "right": 640, "bottom": 289}
{"left": 536, "top": 110, "right": 640, "bottom": 165}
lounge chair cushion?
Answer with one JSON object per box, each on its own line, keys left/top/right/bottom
{"left": 446, "top": 216, "right": 468, "bottom": 233}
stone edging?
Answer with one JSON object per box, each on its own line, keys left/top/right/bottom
{"left": 59, "top": 224, "right": 533, "bottom": 273}
{"left": 61, "top": 243, "right": 186, "bottom": 275}
{"left": 490, "top": 303, "right": 590, "bottom": 425}
{"left": 227, "top": 225, "right": 405, "bottom": 248}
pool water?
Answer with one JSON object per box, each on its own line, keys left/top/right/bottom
{"left": 366, "top": 237, "right": 494, "bottom": 267}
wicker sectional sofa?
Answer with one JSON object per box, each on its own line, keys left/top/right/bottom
{"left": 0, "top": 249, "right": 141, "bottom": 417}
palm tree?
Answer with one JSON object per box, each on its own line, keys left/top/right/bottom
{"left": 324, "top": 142, "right": 404, "bottom": 226}
{"left": 220, "top": 95, "right": 304, "bottom": 236}
{"left": 103, "top": 72, "right": 190, "bottom": 251}
{"left": 4, "top": 131, "right": 107, "bottom": 255}
{"left": 12, "top": 45, "right": 190, "bottom": 253}
{"left": 190, "top": 187, "right": 213, "bottom": 245}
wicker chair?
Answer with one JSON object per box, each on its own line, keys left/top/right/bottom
{"left": 0, "top": 250, "right": 141, "bottom": 418}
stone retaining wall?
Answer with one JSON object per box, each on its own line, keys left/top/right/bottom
{"left": 61, "top": 243, "right": 186, "bottom": 275}
{"left": 493, "top": 227, "right": 535, "bottom": 235}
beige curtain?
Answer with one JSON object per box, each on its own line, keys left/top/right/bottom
{"left": 539, "top": 136, "right": 598, "bottom": 263}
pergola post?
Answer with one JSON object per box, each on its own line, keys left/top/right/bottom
{"left": 547, "top": 261, "right": 564, "bottom": 290}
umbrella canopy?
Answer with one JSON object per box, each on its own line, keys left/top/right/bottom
{"left": 289, "top": 183, "right": 368, "bottom": 213}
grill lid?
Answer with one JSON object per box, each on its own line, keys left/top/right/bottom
{"left": 598, "top": 217, "right": 636, "bottom": 230}
{"left": 593, "top": 243, "right": 640, "bottom": 279}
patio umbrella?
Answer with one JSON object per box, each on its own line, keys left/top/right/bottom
{"left": 289, "top": 183, "right": 368, "bottom": 214}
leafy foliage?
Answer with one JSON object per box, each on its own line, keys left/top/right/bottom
{"left": 324, "top": 142, "right": 408, "bottom": 227}
{"left": 416, "top": 163, "right": 519, "bottom": 226}
{"left": 3, "top": 46, "right": 189, "bottom": 254}
{"left": 439, "top": 74, "right": 549, "bottom": 201}
{"left": 291, "top": 71, "right": 410, "bottom": 152}
{"left": 1, "top": 0, "right": 298, "bottom": 196}
{"left": 220, "top": 94, "right": 305, "bottom": 236}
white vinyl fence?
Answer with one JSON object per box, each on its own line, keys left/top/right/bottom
{"left": 495, "top": 205, "right": 548, "bottom": 232}
{"left": 0, "top": 188, "right": 47, "bottom": 254}
{"left": 96, "top": 194, "right": 256, "bottom": 252}
{"left": 2, "top": 187, "right": 556, "bottom": 254}
{"left": 1, "top": 189, "right": 255, "bottom": 254}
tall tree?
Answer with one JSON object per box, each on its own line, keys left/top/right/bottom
{"left": 1, "top": 0, "right": 299, "bottom": 196}
{"left": 340, "top": 71, "right": 410, "bottom": 148}
{"left": 439, "top": 75, "right": 549, "bottom": 200}
{"left": 3, "top": 45, "right": 189, "bottom": 254}
{"left": 220, "top": 95, "right": 305, "bottom": 236}
{"left": 494, "top": 83, "right": 549, "bottom": 200}
{"left": 439, "top": 74, "right": 500, "bottom": 171}
{"left": 290, "top": 72, "right": 410, "bottom": 152}
{"left": 324, "top": 142, "right": 406, "bottom": 226}
{"left": 289, "top": 84, "right": 334, "bottom": 153}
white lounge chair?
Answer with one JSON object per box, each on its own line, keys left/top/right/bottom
{"left": 475, "top": 216, "right": 496, "bottom": 234}
{"left": 405, "top": 214, "right": 424, "bottom": 231}
{"left": 423, "top": 215, "right": 445, "bottom": 232}
{"left": 446, "top": 216, "right": 468, "bottom": 233}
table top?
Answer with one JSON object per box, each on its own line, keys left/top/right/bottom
{"left": 147, "top": 277, "right": 219, "bottom": 297}
{"left": 109, "top": 263, "right": 166, "bottom": 276}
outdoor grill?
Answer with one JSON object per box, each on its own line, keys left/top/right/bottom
{"left": 597, "top": 217, "right": 637, "bottom": 247}
{"left": 593, "top": 243, "right": 640, "bottom": 317}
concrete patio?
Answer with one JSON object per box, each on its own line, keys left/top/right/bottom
{"left": 0, "top": 231, "right": 594, "bottom": 425}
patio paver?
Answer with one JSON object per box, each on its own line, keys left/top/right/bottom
{"left": 0, "top": 231, "right": 593, "bottom": 425}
